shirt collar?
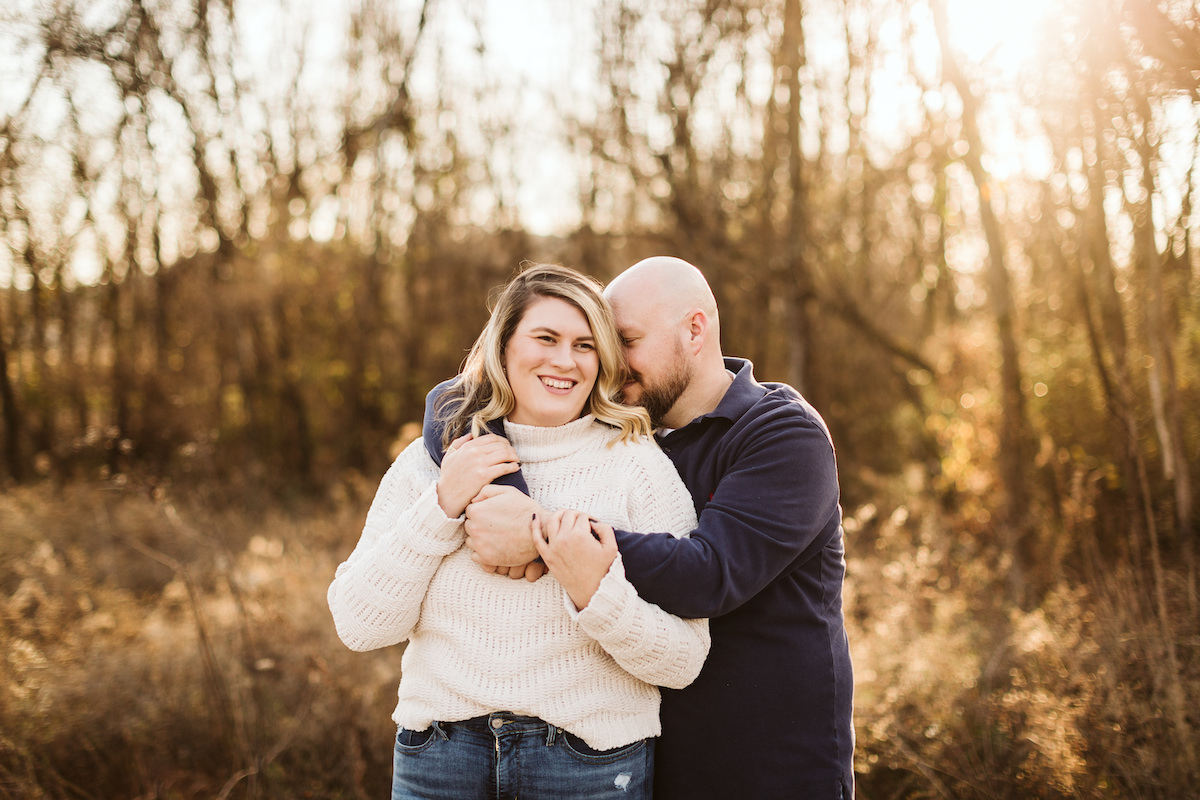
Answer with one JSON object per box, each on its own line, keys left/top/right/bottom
{"left": 709, "top": 357, "right": 766, "bottom": 421}
{"left": 654, "top": 358, "right": 765, "bottom": 440}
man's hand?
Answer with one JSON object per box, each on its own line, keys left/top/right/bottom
{"left": 464, "top": 484, "right": 542, "bottom": 566}
{"left": 482, "top": 560, "right": 549, "bottom": 582}
{"left": 532, "top": 510, "right": 618, "bottom": 609}
{"left": 436, "top": 434, "right": 520, "bottom": 518}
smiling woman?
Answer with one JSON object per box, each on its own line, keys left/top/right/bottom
{"left": 504, "top": 297, "right": 600, "bottom": 427}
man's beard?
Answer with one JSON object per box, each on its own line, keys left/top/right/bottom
{"left": 632, "top": 362, "right": 691, "bottom": 428}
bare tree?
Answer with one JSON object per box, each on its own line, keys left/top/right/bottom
{"left": 931, "top": 0, "right": 1033, "bottom": 599}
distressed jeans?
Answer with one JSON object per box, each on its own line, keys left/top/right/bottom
{"left": 391, "top": 712, "right": 654, "bottom": 800}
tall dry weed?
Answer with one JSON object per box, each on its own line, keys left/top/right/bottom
{"left": 846, "top": 474, "right": 1198, "bottom": 799}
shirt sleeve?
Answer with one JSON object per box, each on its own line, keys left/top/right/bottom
{"left": 422, "top": 377, "right": 531, "bottom": 495}
{"left": 327, "top": 440, "right": 465, "bottom": 652}
{"left": 421, "top": 378, "right": 457, "bottom": 466}
{"left": 613, "top": 405, "right": 841, "bottom": 619}
{"left": 570, "top": 443, "right": 709, "bottom": 688}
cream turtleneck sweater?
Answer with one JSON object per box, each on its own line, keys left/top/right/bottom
{"left": 327, "top": 415, "right": 707, "bottom": 750}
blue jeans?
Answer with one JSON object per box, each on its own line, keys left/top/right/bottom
{"left": 391, "top": 712, "right": 654, "bottom": 800}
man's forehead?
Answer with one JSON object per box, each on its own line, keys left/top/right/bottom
{"left": 610, "top": 280, "right": 671, "bottom": 330}
{"left": 612, "top": 305, "right": 652, "bottom": 333}
{"left": 610, "top": 287, "right": 654, "bottom": 314}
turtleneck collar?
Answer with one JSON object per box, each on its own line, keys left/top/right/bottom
{"left": 503, "top": 414, "right": 600, "bottom": 463}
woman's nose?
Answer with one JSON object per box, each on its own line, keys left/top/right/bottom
{"left": 549, "top": 343, "right": 575, "bottom": 368}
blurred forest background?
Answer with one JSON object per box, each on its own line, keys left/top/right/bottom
{"left": 1, "top": 0, "right": 1198, "bottom": 797}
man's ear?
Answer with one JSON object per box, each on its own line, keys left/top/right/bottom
{"left": 685, "top": 309, "right": 708, "bottom": 354}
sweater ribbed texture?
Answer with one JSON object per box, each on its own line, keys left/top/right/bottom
{"left": 328, "top": 415, "right": 705, "bottom": 749}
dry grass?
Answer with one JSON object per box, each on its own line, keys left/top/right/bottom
{"left": 2, "top": 476, "right": 1196, "bottom": 799}
{"left": 1, "top": 479, "right": 399, "bottom": 800}
{"left": 844, "top": 473, "right": 1199, "bottom": 799}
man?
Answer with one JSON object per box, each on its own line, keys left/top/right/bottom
{"left": 425, "top": 257, "right": 854, "bottom": 799}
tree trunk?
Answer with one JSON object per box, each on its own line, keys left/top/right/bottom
{"left": 26, "top": 240, "right": 54, "bottom": 461}
{"left": 273, "top": 295, "right": 314, "bottom": 487}
{"left": 1128, "top": 90, "right": 1193, "bottom": 559}
{"left": 932, "top": 0, "right": 1031, "bottom": 600}
{"left": 0, "top": 327, "right": 23, "bottom": 482}
{"left": 1074, "top": 12, "right": 1155, "bottom": 575}
{"left": 780, "top": 0, "right": 814, "bottom": 397}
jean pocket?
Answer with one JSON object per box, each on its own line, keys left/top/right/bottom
{"left": 560, "top": 732, "right": 648, "bottom": 765}
{"left": 395, "top": 726, "right": 438, "bottom": 753}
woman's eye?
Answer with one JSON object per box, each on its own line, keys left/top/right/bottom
{"left": 537, "top": 335, "right": 556, "bottom": 344}
{"left": 574, "top": 342, "right": 595, "bottom": 351}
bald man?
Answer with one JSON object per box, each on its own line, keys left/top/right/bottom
{"left": 423, "top": 258, "right": 854, "bottom": 799}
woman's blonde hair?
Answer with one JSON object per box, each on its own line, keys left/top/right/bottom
{"left": 437, "top": 263, "right": 651, "bottom": 447}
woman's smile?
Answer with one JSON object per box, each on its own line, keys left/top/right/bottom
{"left": 540, "top": 376, "right": 577, "bottom": 393}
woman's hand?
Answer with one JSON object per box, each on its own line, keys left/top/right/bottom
{"left": 532, "top": 509, "right": 618, "bottom": 609}
{"left": 436, "top": 434, "right": 520, "bottom": 518}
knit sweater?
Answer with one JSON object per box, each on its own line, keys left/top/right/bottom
{"left": 327, "top": 415, "right": 706, "bottom": 750}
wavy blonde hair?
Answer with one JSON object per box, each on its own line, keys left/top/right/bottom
{"left": 437, "top": 263, "right": 651, "bottom": 447}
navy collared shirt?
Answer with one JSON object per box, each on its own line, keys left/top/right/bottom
{"left": 614, "top": 358, "right": 853, "bottom": 799}
{"left": 421, "top": 359, "right": 854, "bottom": 798}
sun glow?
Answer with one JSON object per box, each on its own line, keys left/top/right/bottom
{"left": 942, "top": 0, "right": 1054, "bottom": 71}
{"left": 923, "top": 0, "right": 1064, "bottom": 183}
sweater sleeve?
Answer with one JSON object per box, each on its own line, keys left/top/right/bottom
{"left": 574, "top": 444, "right": 709, "bottom": 689}
{"left": 576, "top": 554, "right": 709, "bottom": 689}
{"left": 327, "top": 439, "right": 465, "bottom": 652}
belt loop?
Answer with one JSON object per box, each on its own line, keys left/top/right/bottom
{"left": 432, "top": 721, "right": 450, "bottom": 741}
{"left": 545, "top": 724, "right": 558, "bottom": 746}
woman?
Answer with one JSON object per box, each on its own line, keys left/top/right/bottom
{"left": 327, "top": 264, "right": 707, "bottom": 800}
